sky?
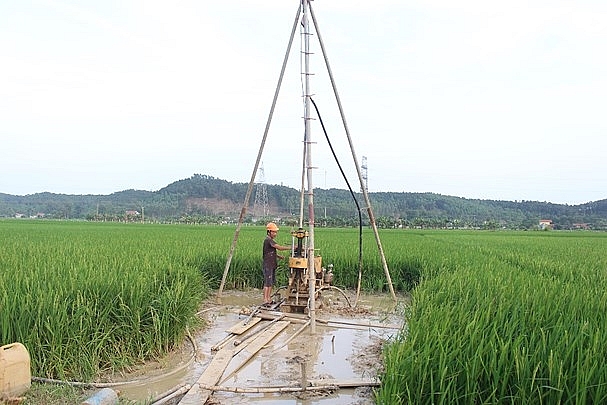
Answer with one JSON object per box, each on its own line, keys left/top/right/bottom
{"left": 1, "top": 0, "right": 606, "bottom": 205}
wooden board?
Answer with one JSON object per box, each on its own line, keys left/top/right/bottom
{"left": 179, "top": 320, "right": 290, "bottom": 404}
{"left": 220, "top": 320, "right": 290, "bottom": 383}
{"left": 178, "top": 347, "right": 235, "bottom": 404}
{"left": 226, "top": 316, "right": 261, "bottom": 335}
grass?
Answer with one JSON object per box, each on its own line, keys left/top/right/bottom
{"left": 21, "top": 382, "right": 93, "bottom": 405}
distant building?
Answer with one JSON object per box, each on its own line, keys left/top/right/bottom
{"left": 572, "top": 223, "right": 590, "bottom": 230}
{"left": 14, "top": 212, "right": 44, "bottom": 219}
{"left": 124, "top": 210, "right": 141, "bottom": 222}
{"left": 539, "top": 219, "right": 553, "bottom": 230}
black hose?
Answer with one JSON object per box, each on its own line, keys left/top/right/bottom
{"left": 309, "top": 97, "right": 364, "bottom": 288}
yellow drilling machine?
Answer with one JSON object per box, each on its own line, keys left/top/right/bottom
{"left": 280, "top": 227, "right": 334, "bottom": 313}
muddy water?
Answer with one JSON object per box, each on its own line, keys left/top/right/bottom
{"left": 116, "top": 290, "right": 405, "bottom": 404}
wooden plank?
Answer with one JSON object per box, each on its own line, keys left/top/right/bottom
{"left": 180, "top": 320, "right": 289, "bottom": 404}
{"left": 232, "top": 314, "right": 285, "bottom": 348}
{"left": 220, "top": 320, "right": 290, "bottom": 384}
{"left": 256, "top": 312, "right": 309, "bottom": 324}
{"left": 226, "top": 316, "right": 261, "bottom": 335}
{"left": 178, "top": 346, "right": 235, "bottom": 404}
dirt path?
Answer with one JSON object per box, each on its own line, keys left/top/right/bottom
{"left": 113, "top": 289, "right": 405, "bottom": 404}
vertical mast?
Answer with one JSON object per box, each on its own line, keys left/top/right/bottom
{"left": 302, "top": 0, "right": 316, "bottom": 334}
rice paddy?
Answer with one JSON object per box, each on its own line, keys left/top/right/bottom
{"left": 376, "top": 230, "right": 607, "bottom": 404}
{"left": 2, "top": 220, "right": 606, "bottom": 403}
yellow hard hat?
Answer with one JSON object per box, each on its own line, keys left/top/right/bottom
{"left": 266, "top": 222, "right": 279, "bottom": 231}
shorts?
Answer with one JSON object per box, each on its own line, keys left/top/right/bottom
{"left": 263, "top": 266, "right": 276, "bottom": 287}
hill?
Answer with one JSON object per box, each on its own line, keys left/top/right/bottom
{"left": 1, "top": 173, "right": 606, "bottom": 230}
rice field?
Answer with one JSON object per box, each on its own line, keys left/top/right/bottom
{"left": 2, "top": 220, "right": 607, "bottom": 404}
{"left": 376, "top": 230, "right": 607, "bottom": 404}
{"left": 0, "top": 220, "right": 211, "bottom": 381}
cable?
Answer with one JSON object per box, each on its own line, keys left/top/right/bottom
{"left": 309, "top": 97, "right": 364, "bottom": 297}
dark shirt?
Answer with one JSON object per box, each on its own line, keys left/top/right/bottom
{"left": 263, "top": 235, "right": 279, "bottom": 270}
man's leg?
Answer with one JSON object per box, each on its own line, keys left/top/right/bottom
{"left": 263, "top": 267, "right": 272, "bottom": 304}
{"left": 269, "top": 268, "right": 276, "bottom": 303}
{"left": 263, "top": 286, "right": 270, "bottom": 304}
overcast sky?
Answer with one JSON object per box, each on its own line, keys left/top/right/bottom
{"left": 1, "top": 0, "right": 605, "bottom": 204}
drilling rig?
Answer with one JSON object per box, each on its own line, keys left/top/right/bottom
{"left": 218, "top": 0, "right": 396, "bottom": 331}
{"left": 280, "top": 227, "right": 334, "bottom": 313}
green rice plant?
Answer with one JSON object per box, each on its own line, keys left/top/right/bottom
{"left": 377, "top": 230, "right": 607, "bottom": 404}
{"left": 0, "top": 220, "right": 209, "bottom": 381}
{"left": 4, "top": 219, "right": 606, "bottom": 400}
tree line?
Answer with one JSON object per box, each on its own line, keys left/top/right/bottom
{"left": 1, "top": 173, "right": 606, "bottom": 230}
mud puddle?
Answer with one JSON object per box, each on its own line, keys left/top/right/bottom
{"left": 114, "top": 289, "right": 405, "bottom": 404}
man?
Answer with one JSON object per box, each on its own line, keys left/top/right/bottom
{"left": 262, "top": 222, "right": 290, "bottom": 305}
